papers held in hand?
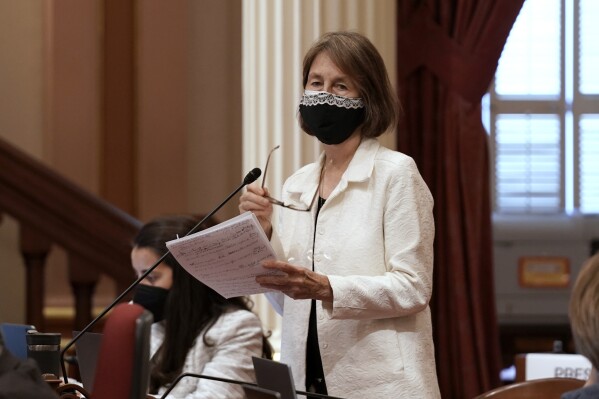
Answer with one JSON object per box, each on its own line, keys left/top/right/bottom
{"left": 166, "top": 212, "right": 281, "bottom": 298}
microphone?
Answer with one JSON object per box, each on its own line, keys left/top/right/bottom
{"left": 59, "top": 168, "right": 261, "bottom": 384}
{"left": 244, "top": 167, "right": 262, "bottom": 185}
{"left": 159, "top": 373, "right": 346, "bottom": 399}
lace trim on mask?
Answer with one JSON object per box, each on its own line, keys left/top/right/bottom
{"left": 300, "top": 91, "right": 364, "bottom": 109}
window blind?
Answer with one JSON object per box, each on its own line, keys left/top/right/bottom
{"left": 495, "top": 115, "right": 562, "bottom": 213}
{"left": 579, "top": 115, "right": 599, "bottom": 213}
{"left": 579, "top": 0, "right": 599, "bottom": 94}
{"left": 489, "top": 0, "right": 598, "bottom": 215}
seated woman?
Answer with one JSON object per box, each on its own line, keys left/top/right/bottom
{"left": 131, "top": 214, "right": 272, "bottom": 399}
{"left": 562, "top": 253, "right": 599, "bottom": 399}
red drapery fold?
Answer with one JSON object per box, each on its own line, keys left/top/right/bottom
{"left": 396, "top": 1, "right": 524, "bottom": 398}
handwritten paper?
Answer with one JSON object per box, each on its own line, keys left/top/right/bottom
{"left": 165, "top": 212, "right": 281, "bottom": 298}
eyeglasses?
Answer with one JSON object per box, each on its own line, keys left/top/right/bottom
{"left": 261, "top": 145, "right": 314, "bottom": 212}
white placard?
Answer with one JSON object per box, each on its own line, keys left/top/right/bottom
{"left": 525, "top": 353, "right": 592, "bottom": 381}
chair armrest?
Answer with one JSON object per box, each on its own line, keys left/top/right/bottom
{"left": 56, "top": 383, "right": 91, "bottom": 399}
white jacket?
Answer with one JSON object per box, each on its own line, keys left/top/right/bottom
{"left": 151, "top": 309, "right": 263, "bottom": 399}
{"left": 268, "top": 138, "right": 441, "bottom": 398}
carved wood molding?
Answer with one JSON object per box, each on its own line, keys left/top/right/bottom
{"left": 0, "top": 137, "right": 141, "bottom": 283}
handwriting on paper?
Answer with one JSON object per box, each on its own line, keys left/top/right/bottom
{"left": 166, "top": 212, "right": 281, "bottom": 298}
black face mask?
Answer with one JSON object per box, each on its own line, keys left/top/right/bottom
{"left": 132, "top": 284, "right": 169, "bottom": 323}
{"left": 299, "top": 90, "right": 365, "bottom": 145}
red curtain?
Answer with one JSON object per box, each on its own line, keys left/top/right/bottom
{"left": 396, "top": 1, "right": 524, "bottom": 398}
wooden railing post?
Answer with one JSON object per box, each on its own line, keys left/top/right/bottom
{"left": 19, "top": 224, "right": 52, "bottom": 330}
{"left": 68, "top": 254, "right": 100, "bottom": 331}
{"left": 1, "top": 137, "right": 140, "bottom": 335}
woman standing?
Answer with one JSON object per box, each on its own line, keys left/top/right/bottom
{"left": 239, "top": 31, "right": 440, "bottom": 398}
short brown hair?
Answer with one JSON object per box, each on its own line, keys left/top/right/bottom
{"left": 569, "top": 253, "right": 599, "bottom": 369}
{"left": 300, "top": 31, "right": 399, "bottom": 139}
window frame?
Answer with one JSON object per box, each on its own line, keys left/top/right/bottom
{"left": 488, "top": 0, "right": 599, "bottom": 216}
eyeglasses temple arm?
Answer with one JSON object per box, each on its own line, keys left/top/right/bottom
{"left": 261, "top": 145, "right": 280, "bottom": 188}
{"left": 265, "top": 196, "right": 285, "bottom": 206}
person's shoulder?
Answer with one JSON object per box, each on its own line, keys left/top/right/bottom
{"left": 373, "top": 142, "right": 416, "bottom": 169}
{"left": 562, "top": 383, "right": 599, "bottom": 399}
{"left": 218, "top": 308, "right": 262, "bottom": 329}
{"left": 0, "top": 350, "right": 58, "bottom": 399}
{"left": 369, "top": 141, "right": 431, "bottom": 201}
{"left": 368, "top": 142, "right": 421, "bottom": 184}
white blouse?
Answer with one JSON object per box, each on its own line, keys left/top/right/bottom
{"left": 151, "top": 308, "right": 264, "bottom": 399}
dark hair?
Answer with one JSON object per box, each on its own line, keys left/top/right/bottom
{"left": 569, "top": 253, "right": 599, "bottom": 369}
{"left": 133, "top": 214, "right": 273, "bottom": 393}
{"left": 300, "top": 31, "right": 399, "bottom": 139}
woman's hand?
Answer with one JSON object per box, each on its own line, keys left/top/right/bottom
{"left": 239, "top": 183, "right": 273, "bottom": 238}
{"left": 257, "top": 260, "right": 333, "bottom": 301}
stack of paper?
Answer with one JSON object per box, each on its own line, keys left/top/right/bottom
{"left": 166, "top": 212, "right": 281, "bottom": 298}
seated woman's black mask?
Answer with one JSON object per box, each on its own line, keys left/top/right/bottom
{"left": 133, "top": 284, "right": 169, "bottom": 323}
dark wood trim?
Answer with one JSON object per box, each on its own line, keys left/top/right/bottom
{"left": 0, "top": 138, "right": 140, "bottom": 281}
{"left": 0, "top": 137, "right": 141, "bottom": 325}
{"left": 20, "top": 224, "right": 52, "bottom": 330}
{"left": 102, "top": 0, "right": 136, "bottom": 215}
